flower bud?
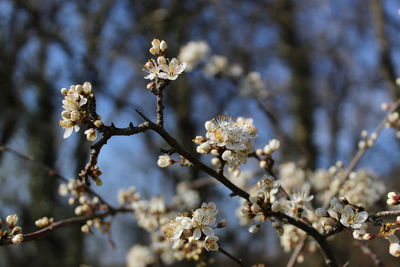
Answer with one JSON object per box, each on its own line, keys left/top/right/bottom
{"left": 61, "top": 88, "right": 68, "bottom": 95}
{"left": 157, "top": 155, "right": 173, "bottom": 168}
{"left": 248, "top": 224, "right": 260, "bottom": 233}
{"left": 83, "top": 82, "right": 92, "bottom": 94}
{"left": 216, "top": 220, "right": 227, "bottom": 228}
{"left": 6, "top": 214, "right": 18, "bottom": 228}
{"left": 160, "top": 40, "right": 168, "bottom": 52}
{"left": 84, "top": 128, "right": 97, "bottom": 142}
{"left": 11, "top": 226, "right": 22, "bottom": 235}
{"left": 81, "top": 224, "right": 90, "bottom": 233}
{"left": 11, "top": 233, "right": 23, "bottom": 244}
{"left": 35, "top": 217, "right": 50, "bottom": 228}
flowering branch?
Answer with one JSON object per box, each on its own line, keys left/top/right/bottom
{"left": 0, "top": 208, "right": 132, "bottom": 246}
{"left": 323, "top": 98, "right": 400, "bottom": 207}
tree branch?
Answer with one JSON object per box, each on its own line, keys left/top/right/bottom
{"left": 0, "top": 208, "right": 132, "bottom": 246}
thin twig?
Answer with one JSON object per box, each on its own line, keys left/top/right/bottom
{"left": 0, "top": 145, "right": 113, "bottom": 210}
{"left": 323, "top": 98, "right": 400, "bottom": 207}
{"left": 359, "top": 242, "right": 385, "bottom": 267}
{"left": 219, "top": 247, "right": 245, "bottom": 267}
{"left": 0, "top": 208, "right": 132, "bottom": 246}
{"left": 286, "top": 238, "right": 306, "bottom": 267}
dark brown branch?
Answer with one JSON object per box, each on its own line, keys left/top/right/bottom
{"left": 156, "top": 85, "right": 165, "bottom": 127}
{"left": 80, "top": 122, "right": 150, "bottom": 185}
{"left": 219, "top": 247, "right": 245, "bottom": 267}
{"left": 135, "top": 109, "right": 250, "bottom": 201}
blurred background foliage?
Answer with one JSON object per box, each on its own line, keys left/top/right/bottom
{"left": 0, "top": 0, "right": 399, "bottom": 266}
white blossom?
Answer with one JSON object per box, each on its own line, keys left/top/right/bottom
{"left": 339, "top": 205, "right": 368, "bottom": 229}
{"left": 126, "top": 245, "right": 155, "bottom": 267}
{"left": 204, "top": 236, "right": 219, "bottom": 251}
{"left": 158, "top": 58, "right": 186, "bottom": 80}
{"left": 59, "top": 83, "right": 92, "bottom": 138}
{"left": 178, "top": 41, "right": 209, "bottom": 71}
{"left": 197, "top": 116, "right": 257, "bottom": 168}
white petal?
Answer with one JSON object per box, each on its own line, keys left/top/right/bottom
{"left": 193, "top": 228, "right": 202, "bottom": 240}
{"left": 63, "top": 127, "right": 73, "bottom": 138}
{"left": 158, "top": 73, "right": 169, "bottom": 80}
{"left": 340, "top": 217, "right": 349, "bottom": 227}
{"left": 202, "top": 226, "right": 214, "bottom": 237}
{"left": 355, "top": 211, "right": 368, "bottom": 223}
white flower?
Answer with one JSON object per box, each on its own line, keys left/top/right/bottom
{"left": 290, "top": 190, "right": 314, "bottom": 205}
{"left": 339, "top": 205, "right": 368, "bottom": 229}
{"left": 199, "top": 116, "right": 257, "bottom": 168}
{"left": 157, "top": 154, "right": 173, "bottom": 168}
{"left": 191, "top": 204, "right": 217, "bottom": 240}
{"left": 59, "top": 83, "right": 92, "bottom": 139}
{"left": 204, "top": 236, "right": 219, "bottom": 251}
{"left": 240, "top": 71, "right": 268, "bottom": 98}
{"left": 204, "top": 55, "right": 228, "bottom": 76}
{"left": 178, "top": 41, "right": 209, "bottom": 71}
{"left": 389, "top": 242, "right": 400, "bottom": 257}
{"left": 165, "top": 216, "right": 193, "bottom": 241}
{"left": 126, "top": 245, "right": 154, "bottom": 267}
{"left": 158, "top": 58, "right": 186, "bottom": 80}
{"left": 144, "top": 59, "right": 162, "bottom": 80}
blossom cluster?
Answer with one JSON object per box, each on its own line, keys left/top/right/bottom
{"left": 163, "top": 202, "right": 222, "bottom": 261}
{"left": 144, "top": 39, "right": 186, "bottom": 86}
{"left": 178, "top": 41, "right": 209, "bottom": 71}
{"left": 316, "top": 198, "right": 369, "bottom": 231}
{"left": 0, "top": 214, "right": 23, "bottom": 244}
{"left": 194, "top": 116, "right": 257, "bottom": 169}
{"left": 59, "top": 82, "right": 94, "bottom": 139}
{"left": 59, "top": 179, "right": 110, "bottom": 233}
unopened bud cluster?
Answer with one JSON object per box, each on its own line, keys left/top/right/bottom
{"left": 385, "top": 110, "right": 400, "bottom": 138}
{"left": 239, "top": 177, "right": 280, "bottom": 230}
{"left": 35, "top": 216, "right": 54, "bottom": 228}
{"left": 256, "top": 139, "right": 280, "bottom": 169}
{"left": 0, "top": 214, "right": 23, "bottom": 244}
{"left": 59, "top": 179, "right": 108, "bottom": 227}
{"left": 358, "top": 129, "right": 378, "bottom": 149}
{"left": 59, "top": 82, "right": 95, "bottom": 139}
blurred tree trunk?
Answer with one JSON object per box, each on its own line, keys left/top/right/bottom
{"left": 269, "top": 0, "right": 317, "bottom": 169}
